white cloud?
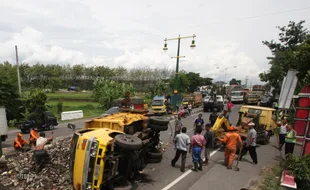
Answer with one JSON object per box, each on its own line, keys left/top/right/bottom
{"left": 1, "top": 0, "right": 310, "bottom": 85}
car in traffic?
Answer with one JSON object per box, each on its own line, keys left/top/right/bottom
{"left": 100, "top": 107, "right": 120, "bottom": 117}
{"left": 203, "top": 95, "right": 224, "bottom": 112}
{"left": 259, "top": 95, "right": 274, "bottom": 108}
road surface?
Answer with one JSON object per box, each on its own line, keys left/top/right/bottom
{"left": 2, "top": 105, "right": 301, "bottom": 190}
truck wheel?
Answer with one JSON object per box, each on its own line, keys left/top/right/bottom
{"left": 115, "top": 134, "right": 143, "bottom": 151}
{"left": 114, "top": 180, "right": 133, "bottom": 190}
{"left": 149, "top": 151, "right": 163, "bottom": 159}
{"left": 148, "top": 124, "right": 168, "bottom": 131}
{"left": 149, "top": 117, "right": 170, "bottom": 126}
{"left": 49, "top": 125, "right": 55, "bottom": 130}
{"left": 149, "top": 158, "right": 162, "bottom": 163}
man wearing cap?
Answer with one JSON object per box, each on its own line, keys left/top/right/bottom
{"left": 13, "top": 133, "right": 29, "bottom": 151}
{"left": 240, "top": 122, "right": 258, "bottom": 164}
{"left": 217, "top": 126, "right": 242, "bottom": 169}
{"left": 209, "top": 108, "right": 218, "bottom": 127}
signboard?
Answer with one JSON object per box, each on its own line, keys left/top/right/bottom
{"left": 278, "top": 70, "right": 298, "bottom": 109}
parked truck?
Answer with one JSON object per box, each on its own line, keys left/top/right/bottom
{"left": 182, "top": 95, "right": 193, "bottom": 108}
{"left": 151, "top": 96, "right": 167, "bottom": 115}
{"left": 0, "top": 107, "right": 8, "bottom": 142}
{"left": 228, "top": 85, "right": 244, "bottom": 104}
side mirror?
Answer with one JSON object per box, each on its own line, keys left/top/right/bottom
{"left": 67, "top": 123, "right": 76, "bottom": 131}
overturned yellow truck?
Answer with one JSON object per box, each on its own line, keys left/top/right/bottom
{"left": 69, "top": 108, "right": 169, "bottom": 190}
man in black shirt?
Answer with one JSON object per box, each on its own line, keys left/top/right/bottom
{"left": 209, "top": 108, "right": 218, "bottom": 127}
{"left": 203, "top": 123, "right": 214, "bottom": 165}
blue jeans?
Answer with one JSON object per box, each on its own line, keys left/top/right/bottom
{"left": 192, "top": 146, "right": 202, "bottom": 163}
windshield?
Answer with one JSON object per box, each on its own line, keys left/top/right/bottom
{"left": 261, "top": 97, "right": 270, "bottom": 102}
{"left": 204, "top": 96, "right": 211, "bottom": 101}
{"left": 152, "top": 100, "right": 164, "bottom": 106}
{"left": 216, "top": 96, "right": 222, "bottom": 101}
{"left": 248, "top": 108, "right": 262, "bottom": 115}
{"left": 231, "top": 92, "right": 243, "bottom": 96}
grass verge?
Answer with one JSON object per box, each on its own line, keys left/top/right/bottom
{"left": 46, "top": 92, "right": 93, "bottom": 101}
{"left": 47, "top": 101, "right": 103, "bottom": 118}
{"left": 250, "top": 164, "right": 285, "bottom": 190}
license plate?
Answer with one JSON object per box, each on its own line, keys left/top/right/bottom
{"left": 94, "top": 164, "right": 100, "bottom": 179}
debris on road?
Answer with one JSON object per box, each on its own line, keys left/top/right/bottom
{"left": 0, "top": 136, "right": 73, "bottom": 190}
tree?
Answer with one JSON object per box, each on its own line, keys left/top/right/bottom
{"left": 0, "top": 75, "right": 22, "bottom": 121}
{"left": 186, "top": 72, "right": 202, "bottom": 92}
{"left": 260, "top": 21, "right": 310, "bottom": 92}
{"left": 92, "top": 79, "right": 135, "bottom": 109}
{"left": 229, "top": 78, "right": 238, "bottom": 85}
{"left": 169, "top": 70, "right": 190, "bottom": 93}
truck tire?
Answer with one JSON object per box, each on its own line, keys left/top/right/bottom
{"left": 149, "top": 158, "right": 162, "bottom": 163}
{"left": 115, "top": 134, "right": 143, "bottom": 150}
{"left": 149, "top": 117, "right": 170, "bottom": 126}
{"left": 148, "top": 124, "right": 168, "bottom": 131}
{"left": 114, "top": 180, "right": 133, "bottom": 190}
{"left": 149, "top": 151, "right": 163, "bottom": 159}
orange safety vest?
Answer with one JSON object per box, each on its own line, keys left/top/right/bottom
{"left": 219, "top": 132, "right": 242, "bottom": 149}
{"left": 14, "top": 138, "right": 28, "bottom": 148}
{"left": 29, "top": 130, "right": 39, "bottom": 142}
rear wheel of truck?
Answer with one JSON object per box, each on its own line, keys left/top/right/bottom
{"left": 115, "top": 134, "right": 143, "bottom": 150}
{"left": 149, "top": 150, "right": 163, "bottom": 159}
{"left": 149, "top": 117, "right": 170, "bottom": 126}
{"left": 149, "top": 158, "right": 162, "bottom": 163}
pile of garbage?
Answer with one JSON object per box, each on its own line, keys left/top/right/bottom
{"left": 0, "top": 136, "right": 73, "bottom": 190}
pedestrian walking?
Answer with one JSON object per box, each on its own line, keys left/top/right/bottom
{"left": 188, "top": 104, "right": 192, "bottom": 115}
{"left": 171, "top": 127, "right": 191, "bottom": 172}
{"left": 217, "top": 126, "right": 242, "bottom": 169}
{"left": 279, "top": 117, "right": 288, "bottom": 151}
{"left": 203, "top": 123, "right": 214, "bottom": 165}
{"left": 240, "top": 122, "right": 258, "bottom": 165}
{"left": 227, "top": 100, "right": 233, "bottom": 115}
{"left": 193, "top": 114, "right": 204, "bottom": 133}
{"left": 189, "top": 127, "right": 206, "bottom": 171}
{"left": 209, "top": 108, "right": 218, "bottom": 127}
{"left": 174, "top": 114, "right": 183, "bottom": 138}
{"left": 285, "top": 125, "right": 297, "bottom": 157}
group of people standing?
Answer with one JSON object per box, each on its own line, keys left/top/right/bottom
{"left": 278, "top": 117, "right": 297, "bottom": 157}
{"left": 171, "top": 107, "right": 260, "bottom": 172}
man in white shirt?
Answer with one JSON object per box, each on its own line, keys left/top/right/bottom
{"left": 171, "top": 127, "right": 191, "bottom": 172}
{"left": 34, "top": 132, "right": 53, "bottom": 172}
{"left": 240, "top": 122, "right": 258, "bottom": 164}
{"left": 279, "top": 117, "right": 288, "bottom": 151}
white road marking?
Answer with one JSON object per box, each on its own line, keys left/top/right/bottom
{"left": 161, "top": 148, "right": 220, "bottom": 190}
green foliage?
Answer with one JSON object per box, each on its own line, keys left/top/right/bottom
{"left": 57, "top": 99, "right": 63, "bottom": 114}
{"left": 229, "top": 78, "right": 238, "bottom": 85}
{"left": 92, "top": 79, "right": 135, "bottom": 109}
{"left": 284, "top": 154, "right": 310, "bottom": 190}
{"left": 150, "top": 80, "right": 170, "bottom": 98}
{"left": 22, "top": 89, "right": 48, "bottom": 126}
{"left": 0, "top": 74, "right": 22, "bottom": 121}
{"left": 260, "top": 21, "right": 310, "bottom": 92}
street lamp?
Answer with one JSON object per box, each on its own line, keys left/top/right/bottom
{"left": 163, "top": 34, "right": 196, "bottom": 111}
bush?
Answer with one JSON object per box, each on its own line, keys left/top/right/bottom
{"left": 283, "top": 154, "right": 310, "bottom": 190}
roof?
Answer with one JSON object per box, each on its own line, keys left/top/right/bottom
{"left": 241, "top": 105, "right": 276, "bottom": 111}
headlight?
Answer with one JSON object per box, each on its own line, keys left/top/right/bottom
{"left": 90, "top": 149, "right": 97, "bottom": 157}
{"left": 86, "top": 183, "right": 92, "bottom": 190}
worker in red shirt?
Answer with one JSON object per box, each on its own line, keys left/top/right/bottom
{"left": 217, "top": 126, "right": 242, "bottom": 169}
{"left": 227, "top": 101, "right": 234, "bottom": 115}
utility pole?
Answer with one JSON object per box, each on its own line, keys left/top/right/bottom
{"left": 163, "top": 34, "right": 196, "bottom": 111}
{"left": 245, "top": 76, "right": 249, "bottom": 88}
{"left": 15, "top": 45, "right": 22, "bottom": 95}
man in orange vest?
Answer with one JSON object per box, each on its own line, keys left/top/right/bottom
{"left": 13, "top": 133, "right": 29, "bottom": 151}
{"left": 29, "top": 128, "right": 39, "bottom": 147}
{"left": 217, "top": 126, "right": 242, "bottom": 169}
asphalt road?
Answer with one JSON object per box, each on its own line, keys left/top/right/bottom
{"left": 3, "top": 105, "right": 301, "bottom": 190}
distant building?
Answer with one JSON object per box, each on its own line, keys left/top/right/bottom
{"left": 214, "top": 81, "right": 225, "bottom": 87}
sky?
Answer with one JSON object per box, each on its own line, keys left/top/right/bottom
{"left": 0, "top": 0, "right": 309, "bottom": 85}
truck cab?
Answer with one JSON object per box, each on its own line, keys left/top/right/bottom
{"left": 151, "top": 96, "right": 166, "bottom": 115}
{"left": 230, "top": 91, "right": 244, "bottom": 104}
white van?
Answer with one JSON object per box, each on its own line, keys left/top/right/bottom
{"left": 0, "top": 107, "right": 8, "bottom": 142}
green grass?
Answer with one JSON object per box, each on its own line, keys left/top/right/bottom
{"left": 47, "top": 100, "right": 103, "bottom": 118}
{"left": 46, "top": 92, "right": 92, "bottom": 100}
{"left": 256, "top": 164, "right": 285, "bottom": 190}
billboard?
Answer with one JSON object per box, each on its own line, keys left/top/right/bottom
{"left": 278, "top": 70, "right": 298, "bottom": 109}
